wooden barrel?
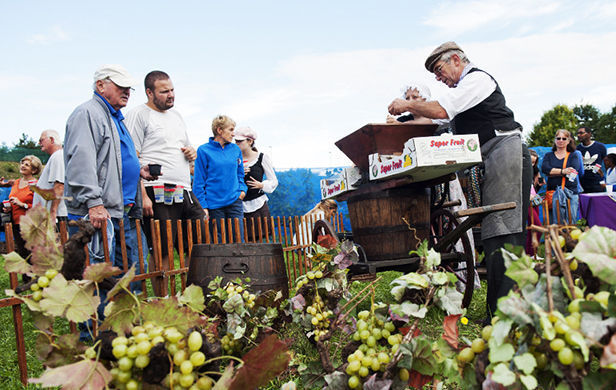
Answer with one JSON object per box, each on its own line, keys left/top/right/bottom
{"left": 186, "top": 243, "right": 288, "bottom": 297}
{"left": 347, "top": 186, "right": 430, "bottom": 261}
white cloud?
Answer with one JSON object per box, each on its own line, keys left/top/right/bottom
{"left": 422, "top": 0, "right": 560, "bottom": 35}
{"left": 27, "top": 25, "right": 68, "bottom": 45}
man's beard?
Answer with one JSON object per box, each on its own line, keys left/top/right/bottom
{"left": 154, "top": 96, "right": 174, "bottom": 111}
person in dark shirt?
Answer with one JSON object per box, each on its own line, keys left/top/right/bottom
{"left": 576, "top": 127, "right": 606, "bottom": 193}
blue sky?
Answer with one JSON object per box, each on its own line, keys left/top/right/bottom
{"left": 2, "top": 0, "right": 615, "bottom": 167}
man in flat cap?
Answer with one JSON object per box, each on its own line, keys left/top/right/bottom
{"left": 64, "top": 65, "right": 156, "bottom": 295}
{"left": 389, "top": 42, "right": 532, "bottom": 319}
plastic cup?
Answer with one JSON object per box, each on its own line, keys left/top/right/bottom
{"left": 148, "top": 163, "right": 161, "bottom": 176}
{"left": 2, "top": 200, "right": 10, "bottom": 208}
{"left": 163, "top": 184, "right": 175, "bottom": 205}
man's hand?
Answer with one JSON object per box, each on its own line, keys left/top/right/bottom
{"left": 246, "top": 177, "right": 263, "bottom": 189}
{"left": 88, "top": 205, "right": 110, "bottom": 229}
{"left": 388, "top": 98, "right": 412, "bottom": 115}
{"left": 386, "top": 115, "right": 398, "bottom": 124}
{"left": 142, "top": 192, "right": 154, "bottom": 217}
{"left": 181, "top": 146, "right": 197, "bottom": 162}
{"left": 203, "top": 208, "right": 209, "bottom": 220}
{"left": 140, "top": 165, "right": 161, "bottom": 181}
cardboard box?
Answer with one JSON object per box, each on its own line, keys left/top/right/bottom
{"left": 369, "top": 134, "right": 481, "bottom": 182}
{"left": 321, "top": 167, "right": 361, "bottom": 199}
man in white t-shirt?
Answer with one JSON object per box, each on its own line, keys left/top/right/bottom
{"left": 126, "top": 71, "right": 205, "bottom": 294}
{"left": 33, "top": 129, "right": 67, "bottom": 222}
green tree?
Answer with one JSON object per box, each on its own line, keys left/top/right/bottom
{"left": 595, "top": 104, "right": 616, "bottom": 144}
{"left": 526, "top": 104, "right": 578, "bottom": 146}
{"left": 14, "top": 133, "right": 38, "bottom": 149}
{"left": 573, "top": 104, "right": 601, "bottom": 131}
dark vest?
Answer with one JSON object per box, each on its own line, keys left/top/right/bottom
{"left": 452, "top": 67, "right": 521, "bottom": 145}
{"left": 244, "top": 153, "right": 265, "bottom": 201}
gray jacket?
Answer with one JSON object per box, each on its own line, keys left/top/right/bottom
{"left": 64, "top": 94, "right": 142, "bottom": 219}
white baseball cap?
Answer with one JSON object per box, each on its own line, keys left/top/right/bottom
{"left": 93, "top": 64, "right": 137, "bottom": 88}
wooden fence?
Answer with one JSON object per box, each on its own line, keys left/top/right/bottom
{"left": 0, "top": 212, "right": 345, "bottom": 385}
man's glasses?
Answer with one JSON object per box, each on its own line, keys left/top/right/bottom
{"left": 434, "top": 58, "right": 451, "bottom": 77}
{"left": 555, "top": 137, "right": 568, "bottom": 141}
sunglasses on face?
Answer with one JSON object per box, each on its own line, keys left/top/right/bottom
{"left": 555, "top": 137, "right": 568, "bottom": 141}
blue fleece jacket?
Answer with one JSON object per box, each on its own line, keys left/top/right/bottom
{"left": 193, "top": 138, "right": 247, "bottom": 210}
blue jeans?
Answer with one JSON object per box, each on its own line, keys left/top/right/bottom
{"left": 69, "top": 211, "right": 148, "bottom": 340}
{"left": 209, "top": 198, "right": 244, "bottom": 243}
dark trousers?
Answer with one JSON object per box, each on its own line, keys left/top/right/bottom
{"left": 244, "top": 201, "right": 271, "bottom": 242}
{"left": 485, "top": 143, "right": 532, "bottom": 317}
{"left": 143, "top": 188, "right": 205, "bottom": 260}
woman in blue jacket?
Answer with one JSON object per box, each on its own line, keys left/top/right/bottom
{"left": 194, "top": 115, "right": 247, "bottom": 242}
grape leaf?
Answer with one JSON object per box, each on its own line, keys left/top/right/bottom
{"left": 29, "top": 359, "right": 112, "bottom": 389}
{"left": 141, "top": 296, "right": 208, "bottom": 334}
{"left": 435, "top": 286, "right": 464, "bottom": 315}
{"left": 424, "top": 248, "right": 441, "bottom": 269}
{"left": 2, "top": 251, "right": 32, "bottom": 274}
{"left": 397, "top": 343, "right": 414, "bottom": 370}
{"left": 520, "top": 374, "right": 538, "bottom": 389}
{"left": 391, "top": 273, "right": 429, "bottom": 290}
{"left": 582, "top": 369, "right": 616, "bottom": 389}
{"left": 409, "top": 369, "right": 432, "bottom": 389}
{"left": 178, "top": 284, "right": 205, "bottom": 312}
{"left": 503, "top": 249, "right": 538, "bottom": 288}
{"left": 532, "top": 303, "right": 555, "bottom": 340}
{"left": 45, "top": 333, "right": 85, "bottom": 368}
{"left": 581, "top": 312, "right": 616, "bottom": 343}
{"left": 390, "top": 286, "right": 406, "bottom": 302}
{"left": 390, "top": 302, "right": 427, "bottom": 319}
{"left": 513, "top": 353, "right": 537, "bottom": 375}
{"left": 410, "top": 337, "right": 436, "bottom": 376}
{"left": 430, "top": 272, "right": 449, "bottom": 286}
{"left": 39, "top": 275, "right": 99, "bottom": 322}
{"left": 83, "top": 262, "right": 119, "bottom": 283}
{"left": 4, "top": 288, "right": 42, "bottom": 312}
{"left": 323, "top": 371, "right": 347, "bottom": 389}
{"left": 571, "top": 226, "right": 616, "bottom": 284}
{"left": 228, "top": 335, "right": 290, "bottom": 390}
{"left": 290, "top": 294, "right": 306, "bottom": 311}
{"left": 489, "top": 343, "right": 515, "bottom": 363}
{"left": 35, "top": 332, "right": 53, "bottom": 362}
{"left": 491, "top": 363, "right": 516, "bottom": 386}
{"left": 363, "top": 374, "right": 393, "bottom": 390}
{"left": 227, "top": 312, "right": 246, "bottom": 339}
{"left": 441, "top": 314, "right": 461, "bottom": 350}
{"left": 29, "top": 243, "right": 63, "bottom": 275}
{"left": 213, "top": 363, "right": 235, "bottom": 390}
{"left": 31, "top": 311, "right": 53, "bottom": 330}
{"left": 106, "top": 266, "right": 136, "bottom": 300}
{"left": 19, "top": 205, "right": 57, "bottom": 251}
{"left": 100, "top": 292, "right": 139, "bottom": 335}
{"left": 223, "top": 293, "right": 247, "bottom": 316}
{"left": 497, "top": 292, "right": 533, "bottom": 325}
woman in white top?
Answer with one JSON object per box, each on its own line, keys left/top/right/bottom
{"left": 603, "top": 153, "right": 616, "bottom": 191}
{"left": 235, "top": 127, "right": 278, "bottom": 241}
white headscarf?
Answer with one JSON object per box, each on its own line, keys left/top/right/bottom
{"left": 401, "top": 83, "right": 431, "bottom": 101}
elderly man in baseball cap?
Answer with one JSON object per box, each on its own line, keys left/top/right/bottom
{"left": 389, "top": 42, "right": 532, "bottom": 320}
{"left": 64, "top": 65, "right": 156, "bottom": 337}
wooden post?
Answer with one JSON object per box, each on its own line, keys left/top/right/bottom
{"left": 177, "top": 220, "right": 186, "bottom": 291}
{"left": 166, "top": 220, "right": 175, "bottom": 296}
{"left": 136, "top": 220, "right": 147, "bottom": 295}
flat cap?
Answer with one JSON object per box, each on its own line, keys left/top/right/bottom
{"left": 425, "top": 41, "right": 464, "bottom": 72}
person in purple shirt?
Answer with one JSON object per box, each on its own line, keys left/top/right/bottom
{"left": 193, "top": 115, "right": 247, "bottom": 242}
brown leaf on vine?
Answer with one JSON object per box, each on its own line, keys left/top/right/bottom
{"left": 3, "top": 251, "right": 32, "bottom": 275}
{"left": 106, "top": 266, "right": 135, "bottom": 300}
{"left": 600, "top": 333, "right": 616, "bottom": 368}
{"left": 228, "top": 335, "right": 291, "bottom": 390}
{"left": 19, "top": 205, "right": 57, "bottom": 251}
{"left": 46, "top": 333, "right": 86, "bottom": 368}
{"left": 30, "top": 244, "right": 64, "bottom": 275}
{"left": 83, "top": 262, "right": 120, "bottom": 283}
{"left": 29, "top": 359, "right": 112, "bottom": 389}
{"left": 141, "top": 296, "right": 208, "bottom": 334}
{"left": 39, "top": 275, "right": 99, "bottom": 323}
{"left": 35, "top": 332, "right": 53, "bottom": 362}
{"left": 442, "top": 314, "right": 462, "bottom": 350}
{"left": 317, "top": 234, "right": 338, "bottom": 250}
{"left": 409, "top": 370, "right": 433, "bottom": 389}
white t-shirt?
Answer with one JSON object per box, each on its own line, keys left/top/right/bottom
{"left": 243, "top": 153, "right": 278, "bottom": 213}
{"left": 125, "top": 104, "right": 193, "bottom": 189}
{"left": 33, "top": 149, "right": 67, "bottom": 217}
{"left": 436, "top": 63, "right": 497, "bottom": 121}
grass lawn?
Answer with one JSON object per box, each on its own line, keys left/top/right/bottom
{"left": 0, "top": 253, "right": 487, "bottom": 389}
